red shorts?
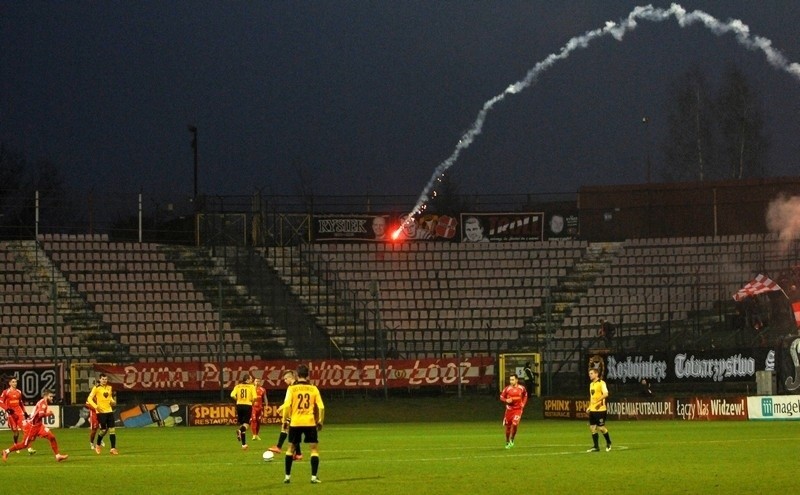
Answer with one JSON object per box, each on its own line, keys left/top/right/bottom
{"left": 22, "top": 423, "right": 54, "bottom": 446}
{"left": 89, "top": 409, "right": 99, "bottom": 429}
{"left": 5, "top": 408, "right": 25, "bottom": 430}
{"left": 504, "top": 408, "right": 523, "bottom": 426}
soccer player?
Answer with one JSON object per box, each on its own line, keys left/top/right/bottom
{"left": 87, "top": 373, "right": 119, "bottom": 455}
{"left": 0, "top": 377, "right": 36, "bottom": 455}
{"left": 500, "top": 374, "right": 528, "bottom": 448}
{"left": 281, "top": 364, "right": 324, "bottom": 484}
{"left": 85, "top": 401, "right": 101, "bottom": 449}
{"left": 250, "top": 377, "right": 267, "bottom": 440}
{"left": 268, "top": 370, "right": 302, "bottom": 460}
{"left": 231, "top": 374, "right": 256, "bottom": 450}
{"left": 586, "top": 367, "right": 612, "bottom": 452}
{"left": 2, "top": 389, "right": 68, "bottom": 462}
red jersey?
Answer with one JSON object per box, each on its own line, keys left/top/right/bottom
{"left": 0, "top": 387, "right": 25, "bottom": 415}
{"left": 0, "top": 387, "right": 25, "bottom": 416}
{"left": 253, "top": 386, "right": 267, "bottom": 410}
{"left": 30, "top": 396, "right": 53, "bottom": 426}
{"left": 500, "top": 383, "right": 528, "bottom": 411}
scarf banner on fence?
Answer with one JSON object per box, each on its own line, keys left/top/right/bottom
{"left": 94, "top": 357, "right": 495, "bottom": 392}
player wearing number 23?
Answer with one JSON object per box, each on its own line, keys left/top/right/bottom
{"left": 280, "top": 364, "right": 324, "bottom": 484}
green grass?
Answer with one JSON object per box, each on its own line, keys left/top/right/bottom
{"left": 1, "top": 420, "right": 797, "bottom": 494}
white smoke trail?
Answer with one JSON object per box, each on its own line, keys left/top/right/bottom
{"left": 399, "top": 3, "right": 800, "bottom": 228}
{"left": 766, "top": 194, "right": 800, "bottom": 253}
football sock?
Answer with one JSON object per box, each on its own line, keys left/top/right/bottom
{"left": 592, "top": 433, "right": 599, "bottom": 448}
{"left": 277, "top": 432, "right": 287, "bottom": 448}
{"left": 48, "top": 437, "right": 59, "bottom": 454}
{"left": 240, "top": 426, "right": 247, "bottom": 446}
{"left": 295, "top": 443, "right": 302, "bottom": 456}
{"left": 603, "top": 432, "right": 611, "bottom": 445}
{"left": 285, "top": 454, "right": 294, "bottom": 475}
{"left": 311, "top": 454, "right": 319, "bottom": 476}
{"left": 110, "top": 434, "right": 116, "bottom": 449}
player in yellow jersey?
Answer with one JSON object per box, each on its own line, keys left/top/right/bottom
{"left": 230, "top": 374, "right": 256, "bottom": 450}
{"left": 586, "top": 368, "right": 612, "bottom": 452}
{"left": 268, "top": 370, "right": 302, "bottom": 460}
{"left": 281, "top": 364, "right": 324, "bottom": 484}
{"left": 87, "top": 374, "right": 119, "bottom": 455}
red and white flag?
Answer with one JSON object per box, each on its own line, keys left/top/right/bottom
{"left": 732, "top": 274, "right": 783, "bottom": 301}
{"left": 792, "top": 301, "right": 800, "bottom": 329}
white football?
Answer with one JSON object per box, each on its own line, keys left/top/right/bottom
{"left": 262, "top": 450, "right": 275, "bottom": 462}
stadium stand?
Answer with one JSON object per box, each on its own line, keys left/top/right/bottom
{"left": 3, "top": 232, "right": 798, "bottom": 386}
{"left": 36, "top": 234, "right": 255, "bottom": 362}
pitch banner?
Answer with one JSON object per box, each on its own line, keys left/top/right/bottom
{"left": 94, "top": 357, "right": 495, "bottom": 392}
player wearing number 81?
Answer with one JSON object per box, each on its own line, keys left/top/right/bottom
{"left": 281, "top": 364, "right": 324, "bottom": 484}
{"left": 500, "top": 374, "right": 528, "bottom": 449}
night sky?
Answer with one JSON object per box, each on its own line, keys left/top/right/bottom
{"left": 2, "top": 1, "right": 799, "bottom": 208}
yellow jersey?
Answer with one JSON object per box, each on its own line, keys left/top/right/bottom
{"left": 588, "top": 378, "right": 608, "bottom": 412}
{"left": 230, "top": 383, "right": 256, "bottom": 406}
{"left": 87, "top": 384, "right": 116, "bottom": 413}
{"left": 281, "top": 380, "right": 325, "bottom": 427}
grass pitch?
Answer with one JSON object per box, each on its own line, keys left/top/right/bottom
{"left": 0, "top": 420, "right": 796, "bottom": 494}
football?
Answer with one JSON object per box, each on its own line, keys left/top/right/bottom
{"left": 262, "top": 450, "right": 275, "bottom": 462}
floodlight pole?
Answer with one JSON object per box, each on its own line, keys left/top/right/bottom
{"left": 188, "top": 125, "right": 198, "bottom": 205}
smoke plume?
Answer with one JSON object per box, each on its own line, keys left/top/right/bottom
{"left": 402, "top": 3, "right": 800, "bottom": 223}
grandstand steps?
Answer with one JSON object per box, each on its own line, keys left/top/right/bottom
{"left": 262, "top": 246, "right": 371, "bottom": 359}
{"left": 155, "top": 245, "right": 291, "bottom": 359}
{"left": 7, "top": 240, "right": 126, "bottom": 361}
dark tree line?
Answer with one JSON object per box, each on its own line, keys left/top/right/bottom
{"left": 0, "top": 144, "right": 78, "bottom": 239}
{"left": 663, "top": 65, "right": 768, "bottom": 182}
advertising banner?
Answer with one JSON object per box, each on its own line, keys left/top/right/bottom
{"left": 542, "top": 397, "right": 589, "bottom": 420}
{"left": 607, "top": 399, "right": 675, "bottom": 420}
{"left": 61, "top": 404, "right": 188, "bottom": 428}
{"left": 544, "top": 396, "right": 746, "bottom": 421}
{"left": 459, "top": 212, "right": 544, "bottom": 242}
{"left": 313, "top": 214, "right": 459, "bottom": 242}
{"left": 1, "top": 405, "right": 61, "bottom": 430}
{"left": 0, "top": 364, "right": 65, "bottom": 402}
{"left": 674, "top": 397, "right": 748, "bottom": 421}
{"left": 747, "top": 395, "right": 800, "bottom": 420}
{"left": 188, "top": 403, "right": 283, "bottom": 427}
{"left": 94, "top": 357, "right": 495, "bottom": 392}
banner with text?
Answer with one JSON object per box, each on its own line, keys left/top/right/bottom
{"left": 93, "top": 357, "right": 495, "bottom": 392}
{"left": 0, "top": 363, "right": 65, "bottom": 402}
{"left": 543, "top": 396, "right": 747, "bottom": 421}
{"left": 1, "top": 405, "right": 62, "bottom": 430}
{"left": 598, "top": 348, "right": 774, "bottom": 384}
{"left": 747, "top": 395, "right": 800, "bottom": 420}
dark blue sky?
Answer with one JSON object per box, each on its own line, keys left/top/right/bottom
{"left": 2, "top": 1, "right": 799, "bottom": 207}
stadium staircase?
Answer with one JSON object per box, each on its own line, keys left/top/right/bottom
{"left": 158, "top": 245, "right": 311, "bottom": 359}
{"left": 1, "top": 240, "right": 120, "bottom": 362}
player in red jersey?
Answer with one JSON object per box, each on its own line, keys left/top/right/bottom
{"left": 2, "top": 389, "right": 68, "bottom": 462}
{"left": 0, "top": 377, "right": 35, "bottom": 455}
{"left": 85, "top": 402, "right": 101, "bottom": 448}
{"left": 499, "top": 374, "right": 528, "bottom": 449}
{"left": 250, "top": 377, "right": 267, "bottom": 440}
